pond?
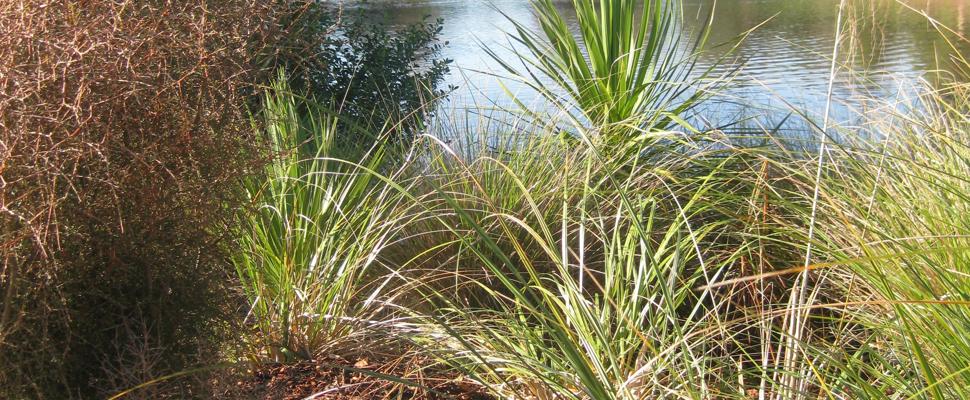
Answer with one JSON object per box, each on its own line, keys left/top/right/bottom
{"left": 355, "top": 0, "right": 970, "bottom": 131}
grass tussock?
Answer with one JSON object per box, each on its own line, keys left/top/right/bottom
{"left": 234, "top": 79, "right": 418, "bottom": 362}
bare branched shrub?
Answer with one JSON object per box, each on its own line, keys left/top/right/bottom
{"left": 0, "top": 0, "right": 321, "bottom": 397}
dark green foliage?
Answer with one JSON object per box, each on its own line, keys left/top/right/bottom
{"left": 280, "top": 4, "right": 453, "bottom": 145}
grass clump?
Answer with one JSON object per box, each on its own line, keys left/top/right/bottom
{"left": 791, "top": 71, "right": 970, "bottom": 398}
{"left": 234, "top": 79, "right": 414, "bottom": 362}
{"left": 223, "top": 2, "right": 970, "bottom": 399}
{"left": 402, "top": 134, "right": 772, "bottom": 399}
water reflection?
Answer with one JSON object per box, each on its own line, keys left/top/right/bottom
{"left": 352, "top": 0, "right": 970, "bottom": 129}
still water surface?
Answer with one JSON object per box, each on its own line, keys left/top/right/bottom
{"left": 357, "top": 0, "right": 970, "bottom": 129}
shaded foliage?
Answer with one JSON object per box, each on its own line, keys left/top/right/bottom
{"left": 279, "top": 4, "right": 453, "bottom": 146}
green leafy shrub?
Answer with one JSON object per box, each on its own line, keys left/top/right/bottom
{"left": 279, "top": 4, "right": 452, "bottom": 144}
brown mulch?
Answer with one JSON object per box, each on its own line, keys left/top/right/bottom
{"left": 223, "top": 355, "right": 495, "bottom": 400}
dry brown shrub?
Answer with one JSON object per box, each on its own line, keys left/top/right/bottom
{"left": 0, "top": 0, "right": 322, "bottom": 397}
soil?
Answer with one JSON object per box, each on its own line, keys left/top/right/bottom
{"left": 223, "top": 355, "right": 495, "bottom": 400}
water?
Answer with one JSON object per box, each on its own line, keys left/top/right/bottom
{"left": 354, "top": 0, "right": 970, "bottom": 130}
